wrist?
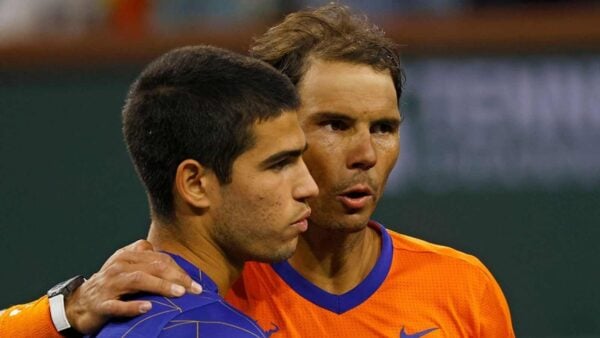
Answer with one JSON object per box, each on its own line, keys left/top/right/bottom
{"left": 64, "top": 286, "right": 82, "bottom": 334}
{"left": 47, "top": 276, "right": 85, "bottom": 336}
{"left": 49, "top": 293, "right": 70, "bottom": 331}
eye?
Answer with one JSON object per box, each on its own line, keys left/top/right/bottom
{"left": 371, "top": 122, "right": 397, "bottom": 134}
{"left": 321, "top": 119, "right": 349, "bottom": 131}
{"left": 270, "top": 157, "right": 294, "bottom": 171}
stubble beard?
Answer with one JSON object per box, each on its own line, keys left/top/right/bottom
{"left": 214, "top": 223, "right": 296, "bottom": 265}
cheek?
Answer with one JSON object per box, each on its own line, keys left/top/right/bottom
{"left": 375, "top": 143, "right": 400, "bottom": 188}
{"left": 250, "top": 198, "right": 286, "bottom": 238}
{"left": 229, "top": 195, "right": 278, "bottom": 239}
{"left": 303, "top": 153, "right": 332, "bottom": 190}
{"left": 377, "top": 138, "right": 400, "bottom": 163}
{"left": 305, "top": 139, "right": 341, "bottom": 183}
{"left": 239, "top": 183, "right": 285, "bottom": 221}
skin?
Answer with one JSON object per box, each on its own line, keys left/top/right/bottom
{"left": 65, "top": 240, "right": 201, "bottom": 334}
{"left": 147, "top": 111, "right": 317, "bottom": 296}
{"left": 289, "top": 58, "right": 401, "bottom": 294}
{"left": 212, "top": 111, "right": 316, "bottom": 265}
{"left": 68, "top": 111, "right": 318, "bottom": 334}
{"left": 64, "top": 60, "right": 399, "bottom": 333}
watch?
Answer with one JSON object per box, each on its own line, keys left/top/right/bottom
{"left": 47, "top": 275, "right": 85, "bottom": 335}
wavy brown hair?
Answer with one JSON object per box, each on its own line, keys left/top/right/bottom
{"left": 250, "top": 3, "right": 404, "bottom": 102}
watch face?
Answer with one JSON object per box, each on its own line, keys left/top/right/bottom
{"left": 48, "top": 281, "right": 68, "bottom": 297}
{"left": 48, "top": 275, "right": 84, "bottom": 298}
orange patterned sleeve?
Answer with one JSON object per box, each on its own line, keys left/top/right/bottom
{"left": 0, "top": 296, "right": 63, "bottom": 338}
{"left": 479, "top": 277, "right": 515, "bottom": 337}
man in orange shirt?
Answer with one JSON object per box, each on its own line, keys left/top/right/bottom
{"left": 0, "top": 4, "right": 514, "bottom": 337}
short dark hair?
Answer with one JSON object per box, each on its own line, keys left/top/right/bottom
{"left": 250, "top": 4, "right": 404, "bottom": 102}
{"left": 123, "top": 45, "right": 300, "bottom": 221}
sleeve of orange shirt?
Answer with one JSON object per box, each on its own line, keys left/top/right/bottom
{"left": 0, "top": 296, "right": 63, "bottom": 338}
{"left": 479, "top": 274, "right": 515, "bottom": 337}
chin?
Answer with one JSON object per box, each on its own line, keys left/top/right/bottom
{"left": 338, "top": 221, "right": 369, "bottom": 233}
{"left": 312, "top": 210, "right": 371, "bottom": 233}
{"left": 250, "top": 243, "right": 296, "bottom": 263}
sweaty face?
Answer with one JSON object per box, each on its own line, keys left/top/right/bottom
{"left": 297, "top": 59, "right": 401, "bottom": 232}
{"left": 212, "top": 112, "right": 318, "bottom": 263}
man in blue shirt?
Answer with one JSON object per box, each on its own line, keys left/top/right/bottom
{"left": 90, "top": 45, "right": 318, "bottom": 337}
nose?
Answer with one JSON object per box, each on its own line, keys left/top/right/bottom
{"left": 346, "top": 129, "right": 377, "bottom": 170}
{"left": 293, "top": 158, "right": 319, "bottom": 201}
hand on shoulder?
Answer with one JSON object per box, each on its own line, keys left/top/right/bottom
{"left": 64, "top": 240, "right": 201, "bottom": 334}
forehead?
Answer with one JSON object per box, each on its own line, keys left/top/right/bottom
{"left": 297, "top": 59, "right": 399, "bottom": 120}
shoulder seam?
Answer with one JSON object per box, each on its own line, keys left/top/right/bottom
{"left": 388, "top": 232, "right": 496, "bottom": 280}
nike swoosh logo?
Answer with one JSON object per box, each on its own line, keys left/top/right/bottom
{"left": 400, "top": 326, "right": 438, "bottom": 338}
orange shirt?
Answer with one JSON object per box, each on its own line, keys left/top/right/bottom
{"left": 0, "top": 221, "right": 513, "bottom": 337}
{"left": 226, "top": 221, "right": 514, "bottom": 337}
{"left": 0, "top": 296, "right": 62, "bottom": 338}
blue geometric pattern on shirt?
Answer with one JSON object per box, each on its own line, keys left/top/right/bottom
{"left": 90, "top": 253, "right": 276, "bottom": 338}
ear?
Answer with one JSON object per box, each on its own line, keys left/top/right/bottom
{"left": 174, "top": 159, "right": 217, "bottom": 209}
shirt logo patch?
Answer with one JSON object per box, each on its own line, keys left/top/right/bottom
{"left": 400, "top": 326, "right": 438, "bottom": 338}
{"left": 264, "top": 322, "right": 280, "bottom": 337}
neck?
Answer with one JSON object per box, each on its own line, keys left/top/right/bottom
{"left": 287, "top": 221, "right": 381, "bottom": 295}
{"left": 147, "top": 219, "right": 242, "bottom": 296}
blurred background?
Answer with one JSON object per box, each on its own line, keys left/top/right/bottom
{"left": 1, "top": 0, "right": 599, "bottom": 337}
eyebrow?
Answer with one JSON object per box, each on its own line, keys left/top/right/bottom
{"left": 376, "top": 117, "right": 402, "bottom": 129}
{"left": 309, "top": 111, "right": 354, "bottom": 123}
{"left": 259, "top": 143, "right": 309, "bottom": 168}
{"left": 310, "top": 111, "right": 402, "bottom": 127}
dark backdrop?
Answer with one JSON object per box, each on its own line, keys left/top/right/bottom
{"left": 1, "top": 62, "right": 598, "bottom": 338}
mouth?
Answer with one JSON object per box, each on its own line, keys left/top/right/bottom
{"left": 336, "top": 185, "right": 374, "bottom": 210}
{"left": 290, "top": 209, "right": 311, "bottom": 232}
